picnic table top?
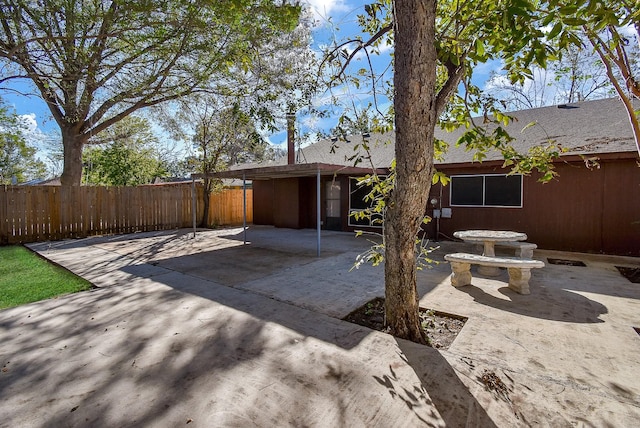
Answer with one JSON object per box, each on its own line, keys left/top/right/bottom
{"left": 453, "top": 230, "right": 527, "bottom": 242}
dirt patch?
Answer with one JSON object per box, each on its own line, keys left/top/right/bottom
{"left": 547, "top": 258, "right": 586, "bottom": 267}
{"left": 616, "top": 266, "right": 640, "bottom": 284}
{"left": 343, "top": 297, "right": 467, "bottom": 349}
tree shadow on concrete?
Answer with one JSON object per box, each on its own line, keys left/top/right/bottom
{"left": 14, "top": 228, "right": 593, "bottom": 426}
{"left": 0, "top": 269, "right": 501, "bottom": 427}
{"left": 386, "top": 339, "right": 504, "bottom": 427}
{"left": 454, "top": 280, "right": 607, "bottom": 323}
{"left": 0, "top": 278, "right": 380, "bottom": 427}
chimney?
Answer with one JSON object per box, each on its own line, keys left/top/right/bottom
{"left": 286, "top": 112, "right": 295, "bottom": 165}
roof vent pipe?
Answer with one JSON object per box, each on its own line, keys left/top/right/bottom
{"left": 286, "top": 112, "right": 295, "bottom": 165}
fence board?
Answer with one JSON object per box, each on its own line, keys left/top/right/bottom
{"left": 208, "top": 188, "right": 253, "bottom": 226}
{"left": 1, "top": 184, "right": 252, "bottom": 244}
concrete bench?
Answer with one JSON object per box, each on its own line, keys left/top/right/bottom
{"left": 444, "top": 252, "right": 545, "bottom": 295}
{"left": 474, "top": 241, "right": 537, "bottom": 258}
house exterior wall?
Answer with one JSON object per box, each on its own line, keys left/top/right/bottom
{"left": 273, "top": 178, "right": 300, "bottom": 228}
{"left": 252, "top": 180, "right": 274, "bottom": 225}
{"left": 252, "top": 177, "right": 320, "bottom": 230}
{"left": 250, "top": 157, "right": 638, "bottom": 256}
{"left": 298, "top": 177, "right": 318, "bottom": 229}
{"left": 601, "top": 158, "right": 640, "bottom": 255}
{"left": 426, "top": 158, "right": 639, "bottom": 256}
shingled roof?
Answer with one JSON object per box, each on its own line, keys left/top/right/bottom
{"left": 435, "top": 96, "right": 639, "bottom": 164}
{"left": 228, "top": 97, "right": 638, "bottom": 175}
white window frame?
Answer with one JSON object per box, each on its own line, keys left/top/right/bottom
{"left": 450, "top": 173, "right": 523, "bottom": 208}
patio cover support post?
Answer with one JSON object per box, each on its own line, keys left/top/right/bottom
{"left": 316, "top": 169, "right": 321, "bottom": 257}
{"left": 243, "top": 173, "right": 247, "bottom": 245}
{"left": 191, "top": 176, "right": 197, "bottom": 238}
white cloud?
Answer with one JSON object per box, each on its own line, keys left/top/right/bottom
{"left": 18, "top": 113, "right": 39, "bottom": 133}
{"left": 483, "top": 73, "right": 511, "bottom": 91}
{"left": 305, "top": 0, "right": 351, "bottom": 25}
{"left": 619, "top": 23, "right": 638, "bottom": 43}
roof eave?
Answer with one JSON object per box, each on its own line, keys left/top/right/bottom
{"left": 193, "top": 163, "right": 386, "bottom": 181}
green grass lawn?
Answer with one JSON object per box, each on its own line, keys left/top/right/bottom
{"left": 0, "top": 246, "right": 93, "bottom": 310}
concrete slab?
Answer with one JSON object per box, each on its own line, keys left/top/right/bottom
{"left": 0, "top": 226, "right": 638, "bottom": 427}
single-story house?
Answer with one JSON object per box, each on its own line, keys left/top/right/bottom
{"left": 216, "top": 97, "right": 640, "bottom": 257}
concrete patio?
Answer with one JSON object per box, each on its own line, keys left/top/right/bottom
{"left": 1, "top": 226, "right": 639, "bottom": 427}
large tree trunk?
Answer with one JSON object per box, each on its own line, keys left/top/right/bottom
{"left": 384, "top": 0, "right": 437, "bottom": 343}
{"left": 59, "top": 127, "right": 86, "bottom": 186}
{"left": 201, "top": 176, "right": 211, "bottom": 227}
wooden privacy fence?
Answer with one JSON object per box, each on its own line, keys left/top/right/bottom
{"left": 207, "top": 187, "right": 253, "bottom": 227}
{"left": 0, "top": 184, "right": 253, "bottom": 244}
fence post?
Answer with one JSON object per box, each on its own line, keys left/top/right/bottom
{"left": 191, "top": 177, "right": 197, "bottom": 238}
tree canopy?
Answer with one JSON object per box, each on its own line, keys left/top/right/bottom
{"left": 82, "top": 116, "right": 168, "bottom": 186}
{"left": 159, "top": 93, "right": 272, "bottom": 226}
{"left": 0, "top": 0, "right": 302, "bottom": 185}
{"left": 0, "top": 98, "right": 46, "bottom": 184}
{"left": 542, "top": 0, "right": 640, "bottom": 155}
{"left": 486, "top": 42, "right": 617, "bottom": 110}
{"left": 324, "top": 0, "right": 640, "bottom": 342}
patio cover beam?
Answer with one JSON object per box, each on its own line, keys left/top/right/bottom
{"left": 192, "top": 163, "right": 384, "bottom": 257}
{"left": 195, "top": 162, "right": 385, "bottom": 181}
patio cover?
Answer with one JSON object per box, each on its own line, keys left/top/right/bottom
{"left": 192, "top": 163, "right": 385, "bottom": 256}
{"left": 208, "top": 162, "right": 385, "bottom": 180}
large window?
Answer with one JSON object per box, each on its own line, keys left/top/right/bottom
{"left": 450, "top": 174, "right": 522, "bottom": 207}
{"left": 349, "top": 177, "right": 383, "bottom": 227}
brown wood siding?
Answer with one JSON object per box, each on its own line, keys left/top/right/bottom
{"left": 298, "top": 177, "right": 317, "bottom": 229}
{"left": 252, "top": 180, "right": 274, "bottom": 225}
{"left": 601, "top": 159, "right": 640, "bottom": 255}
{"left": 273, "top": 178, "right": 300, "bottom": 228}
{"left": 429, "top": 159, "right": 639, "bottom": 256}
{"left": 525, "top": 164, "right": 603, "bottom": 253}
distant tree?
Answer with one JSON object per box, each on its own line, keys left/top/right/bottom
{"left": 552, "top": 43, "right": 617, "bottom": 103}
{"left": 82, "top": 116, "right": 167, "bottom": 186}
{"left": 486, "top": 38, "right": 617, "bottom": 111}
{"left": 330, "top": 108, "right": 378, "bottom": 138}
{"left": 162, "top": 98, "right": 268, "bottom": 226}
{"left": 0, "top": 99, "right": 46, "bottom": 183}
{"left": 265, "top": 144, "right": 288, "bottom": 160}
{"left": 232, "top": 6, "right": 319, "bottom": 132}
{"left": 0, "top": 0, "right": 301, "bottom": 185}
{"left": 485, "top": 68, "right": 553, "bottom": 110}
{"left": 155, "top": 8, "right": 317, "bottom": 226}
{"left": 541, "top": 0, "right": 640, "bottom": 155}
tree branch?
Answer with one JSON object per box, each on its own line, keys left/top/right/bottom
{"left": 322, "top": 23, "right": 392, "bottom": 84}
{"left": 435, "top": 59, "right": 465, "bottom": 117}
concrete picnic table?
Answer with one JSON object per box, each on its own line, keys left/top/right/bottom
{"left": 453, "top": 230, "right": 528, "bottom": 276}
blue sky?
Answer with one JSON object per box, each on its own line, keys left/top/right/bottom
{"left": 1, "top": 1, "right": 382, "bottom": 152}
{"left": 1, "top": 1, "right": 397, "bottom": 158}
{"left": 269, "top": 0, "right": 395, "bottom": 146}
{"left": 1, "top": 0, "right": 503, "bottom": 165}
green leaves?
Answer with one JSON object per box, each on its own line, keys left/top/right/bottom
{"left": 83, "top": 116, "right": 167, "bottom": 186}
{"left": 0, "top": 0, "right": 303, "bottom": 185}
{"left": 0, "top": 99, "right": 47, "bottom": 184}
